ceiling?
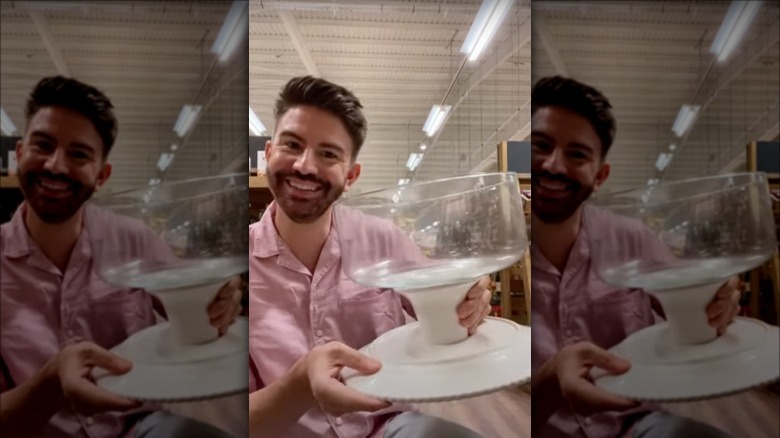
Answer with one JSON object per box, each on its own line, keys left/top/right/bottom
{"left": 0, "top": 1, "right": 248, "bottom": 194}
{"left": 249, "top": 0, "right": 532, "bottom": 193}
{"left": 533, "top": 0, "right": 780, "bottom": 193}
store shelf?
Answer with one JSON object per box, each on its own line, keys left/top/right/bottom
{"left": 249, "top": 174, "right": 268, "bottom": 189}
{"left": 1, "top": 174, "right": 19, "bottom": 188}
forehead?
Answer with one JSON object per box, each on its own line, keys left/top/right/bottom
{"left": 276, "top": 105, "right": 354, "bottom": 152}
{"left": 27, "top": 106, "right": 103, "bottom": 149}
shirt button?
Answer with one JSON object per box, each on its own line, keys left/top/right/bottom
{"left": 565, "top": 329, "right": 573, "bottom": 337}
{"left": 584, "top": 417, "right": 592, "bottom": 426}
{"left": 67, "top": 330, "right": 75, "bottom": 337}
{"left": 315, "top": 330, "right": 324, "bottom": 337}
{"left": 334, "top": 417, "right": 343, "bottom": 426}
{"left": 85, "top": 417, "right": 94, "bottom": 425}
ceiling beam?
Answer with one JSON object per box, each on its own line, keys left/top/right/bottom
{"left": 534, "top": 12, "right": 569, "bottom": 76}
{"left": 28, "top": 11, "right": 72, "bottom": 77}
{"left": 277, "top": 10, "right": 320, "bottom": 77}
{"left": 410, "top": 13, "right": 531, "bottom": 178}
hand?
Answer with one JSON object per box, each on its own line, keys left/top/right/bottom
{"left": 304, "top": 342, "right": 391, "bottom": 415}
{"left": 44, "top": 342, "right": 140, "bottom": 415}
{"left": 457, "top": 276, "right": 492, "bottom": 335}
{"left": 208, "top": 276, "right": 243, "bottom": 335}
{"left": 542, "top": 342, "right": 639, "bottom": 416}
{"left": 706, "top": 276, "right": 741, "bottom": 336}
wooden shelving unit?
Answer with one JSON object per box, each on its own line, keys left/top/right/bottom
{"left": 1, "top": 174, "right": 19, "bottom": 188}
{"left": 745, "top": 141, "right": 780, "bottom": 325}
{"left": 496, "top": 141, "right": 532, "bottom": 326}
{"left": 249, "top": 173, "right": 273, "bottom": 224}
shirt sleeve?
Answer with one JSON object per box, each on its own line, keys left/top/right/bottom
{"left": 0, "top": 354, "right": 13, "bottom": 393}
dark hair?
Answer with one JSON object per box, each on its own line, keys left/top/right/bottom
{"left": 531, "top": 76, "right": 616, "bottom": 158}
{"left": 274, "top": 76, "right": 367, "bottom": 159}
{"left": 26, "top": 76, "right": 118, "bottom": 159}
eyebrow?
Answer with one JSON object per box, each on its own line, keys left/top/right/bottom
{"left": 29, "top": 130, "right": 98, "bottom": 154}
{"left": 278, "top": 130, "right": 347, "bottom": 155}
{"left": 531, "top": 131, "right": 595, "bottom": 154}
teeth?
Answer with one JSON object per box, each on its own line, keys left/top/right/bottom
{"left": 539, "top": 179, "right": 567, "bottom": 191}
{"left": 288, "top": 179, "right": 320, "bottom": 192}
{"left": 40, "top": 179, "right": 69, "bottom": 191}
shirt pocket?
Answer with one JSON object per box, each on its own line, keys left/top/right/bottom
{"left": 586, "top": 288, "right": 655, "bottom": 350}
{"left": 337, "top": 287, "right": 404, "bottom": 350}
{"left": 84, "top": 286, "right": 156, "bottom": 350}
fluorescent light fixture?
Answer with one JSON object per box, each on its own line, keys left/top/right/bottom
{"left": 398, "top": 178, "right": 410, "bottom": 186}
{"left": 420, "top": 143, "right": 427, "bottom": 151}
{"left": 671, "top": 105, "right": 700, "bottom": 137}
{"left": 647, "top": 178, "right": 659, "bottom": 186}
{"left": 211, "top": 1, "right": 248, "bottom": 62}
{"left": 710, "top": 1, "right": 762, "bottom": 62}
{"left": 655, "top": 153, "right": 673, "bottom": 171}
{"left": 173, "top": 105, "right": 202, "bottom": 138}
{"left": 460, "top": 0, "right": 514, "bottom": 61}
{"left": 157, "top": 153, "right": 175, "bottom": 171}
{"left": 406, "top": 153, "right": 424, "bottom": 171}
{"left": 148, "top": 178, "right": 161, "bottom": 187}
{"left": 170, "top": 143, "right": 178, "bottom": 151}
{"left": 422, "top": 105, "right": 451, "bottom": 137}
{"left": 249, "top": 106, "right": 266, "bottom": 136}
{"left": 669, "top": 143, "right": 676, "bottom": 151}
{"left": 0, "top": 108, "right": 17, "bottom": 136}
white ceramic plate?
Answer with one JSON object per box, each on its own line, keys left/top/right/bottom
{"left": 593, "top": 318, "right": 780, "bottom": 402}
{"left": 342, "top": 317, "right": 532, "bottom": 403}
{"left": 94, "top": 318, "right": 248, "bottom": 402}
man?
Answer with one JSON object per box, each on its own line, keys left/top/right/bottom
{"left": 0, "top": 76, "right": 242, "bottom": 437}
{"left": 248, "top": 76, "right": 492, "bottom": 437}
{"left": 529, "top": 76, "right": 741, "bottom": 438}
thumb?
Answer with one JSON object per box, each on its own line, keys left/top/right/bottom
{"left": 333, "top": 347, "right": 382, "bottom": 376}
{"left": 83, "top": 347, "right": 133, "bottom": 376}
{"left": 581, "top": 347, "right": 631, "bottom": 376}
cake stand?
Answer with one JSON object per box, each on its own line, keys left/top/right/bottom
{"left": 587, "top": 172, "right": 779, "bottom": 402}
{"left": 90, "top": 173, "right": 249, "bottom": 402}
{"left": 335, "top": 172, "right": 531, "bottom": 402}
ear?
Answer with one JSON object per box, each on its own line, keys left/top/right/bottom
{"left": 94, "top": 162, "right": 112, "bottom": 191}
{"left": 15, "top": 139, "right": 22, "bottom": 163}
{"left": 343, "top": 162, "right": 362, "bottom": 192}
{"left": 592, "top": 161, "right": 611, "bottom": 192}
{"left": 264, "top": 140, "right": 272, "bottom": 164}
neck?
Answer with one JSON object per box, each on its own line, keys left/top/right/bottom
{"left": 273, "top": 204, "right": 332, "bottom": 274}
{"left": 23, "top": 204, "right": 84, "bottom": 272}
{"left": 531, "top": 206, "right": 583, "bottom": 273}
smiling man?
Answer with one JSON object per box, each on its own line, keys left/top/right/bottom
{"left": 529, "top": 76, "right": 739, "bottom": 438}
{"left": 248, "top": 76, "right": 491, "bottom": 438}
{"left": 0, "top": 76, "right": 241, "bottom": 438}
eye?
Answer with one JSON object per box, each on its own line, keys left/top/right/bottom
{"left": 70, "top": 150, "right": 91, "bottom": 160}
{"left": 321, "top": 150, "right": 339, "bottom": 160}
{"left": 285, "top": 141, "right": 301, "bottom": 150}
{"left": 568, "top": 150, "right": 588, "bottom": 160}
{"left": 33, "top": 140, "right": 54, "bottom": 151}
{"left": 532, "top": 141, "right": 551, "bottom": 152}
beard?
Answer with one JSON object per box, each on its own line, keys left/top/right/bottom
{"left": 531, "top": 170, "right": 595, "bottom": 224}
{"left": 268, "top": 170, "right": 345, "bottom": 224}
{"left": 18, "top": 169, "right": 96, "bottom": 224}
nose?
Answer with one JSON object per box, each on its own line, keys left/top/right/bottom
{"left": 540, "top": 147, "right": 566, "bottom": 175}
{"left": 43, "top": 148, "right": 69, "bottom": 174}
{"left": 291, "top": 148, "right": 318, "bottom": 175}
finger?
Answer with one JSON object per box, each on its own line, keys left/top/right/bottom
{"left": 706, "top": 300, "right": 728, "bottom": 321}
{"left": 208, "top": 300, "right": 228, "bottom": 319}
{"left": 216, "top": 277, "right": 242, "bottom": 299}
{"left": 81, "top": 346, "right": 133, "bottom": 375}
{"left": 563, "top": 377, "right": 639, "bottom": 415}
{"left": 457, "top": 298, "right": 480, "bottom": 320}
{"left": 468, "top": 305, "right": 492, "bottom": 336}
{"left": 312, "top": 376, "right": 391, "bottom": 414}
{"left": 331, "top": 346, "right": 382, "bottom": 375}
{"left": 64, "top": 378, "right": 141, "bottom": 415}
{"left": 579, "top": 346, "right": 631, "bottom": 375}
{"left": 464, "top": 302, "right": 489, "bottom": 331}
{"left": 714, "top": 277, "right": 739, "bottom": 299}
{"left": 466, "top": 277, "right": 489, "bottom": 300}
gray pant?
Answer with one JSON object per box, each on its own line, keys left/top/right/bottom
{"left": 384, "top": 411, "right": 484, "bottom": 438}
{"left": 134, "top": 411, "right": 235, "bottom": 438}
{"left": 633, "top": 411, "right": 734, "bottom": 438}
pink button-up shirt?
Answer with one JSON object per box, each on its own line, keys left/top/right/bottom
{"left": 249, "top": 202, "right": 414, "bottom": 438}
{"left": 532, "top": 205, "right": 664, "bottom": 438}
{"left": 1, "top": 203, "right": 163, "bottom": 438}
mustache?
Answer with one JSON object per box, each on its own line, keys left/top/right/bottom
{"left": 27, "top": 170, "right": 80, "bottom": 187}
{"left": 532, "top": 171, "right": 578, "bottom": 187}
{"left": 277, "top": 171, "right": 329, "bottom": 187}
